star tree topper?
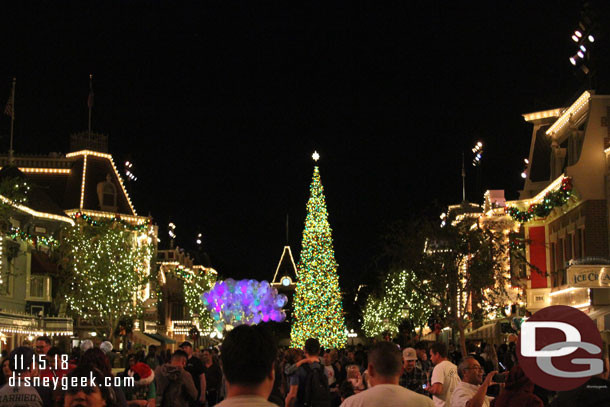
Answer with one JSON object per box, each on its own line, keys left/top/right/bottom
{"left": 312, "top": 151, "right": 320, "bottom": 162}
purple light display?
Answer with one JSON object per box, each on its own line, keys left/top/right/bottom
{"left": 202, "top": 279, "right": 288, "bottom": 332}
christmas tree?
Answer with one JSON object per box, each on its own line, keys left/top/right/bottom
{"left": 291, "top": 156, "right": 347, "bottom": 348}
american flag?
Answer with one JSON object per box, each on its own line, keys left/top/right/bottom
{"left": 3, "top": 93, "right": 13, "bottom": 117}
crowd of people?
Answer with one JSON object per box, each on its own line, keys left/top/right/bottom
{"left": 0, "top": 331, "right": 608, "bottom": 407}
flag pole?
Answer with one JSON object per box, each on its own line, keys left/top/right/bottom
{"left": 88, "top": 74, "right": 93, "bottom": 138}
{"left": 8, "top": 77, "right": 15, "bottom": 165}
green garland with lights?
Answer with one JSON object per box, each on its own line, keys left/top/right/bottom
{"left": 507, "top": 177, "right": 573, "bottom": 222}
{"left": 291, "top": 166, "right": 347, "bottom": 349}
{"left": 8, "top": 227, "right": 58, "bottom": 247}
{"left": 61, "top": 217, "right": 154, "bottom": 337}
{"left": 362, "top": 269, "right": 432, "bottom": 338}
{"left": 71, "top": 212, "right": 150, "bottom": 231}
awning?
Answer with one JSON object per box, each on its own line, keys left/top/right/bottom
{"left": 132, "top": 331, "right": 160, "bottom": 347}
{"left": 466, "top": 322, "right": 501, "bottom": 342}
{"left": 144, "top": 332, "right": 176, "bottom": 344}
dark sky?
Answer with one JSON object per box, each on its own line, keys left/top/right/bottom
{"left": 0, "top": 1, "right": 605, "bottom": 289}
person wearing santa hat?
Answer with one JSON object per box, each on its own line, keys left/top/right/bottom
{"left": 126, "top": 361, "right": 156, "bottom": 407}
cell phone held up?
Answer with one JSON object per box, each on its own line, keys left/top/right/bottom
{"left": 492, "top": 372, "right": 507, "bottom": 383}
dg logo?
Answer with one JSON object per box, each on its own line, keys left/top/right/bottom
{"left": 517, "top": 305, "right": 604, "bottom": 390}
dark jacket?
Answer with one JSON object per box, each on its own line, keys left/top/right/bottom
{"left": 494, "top": 365, "right": 543, "bottom": 407}
{"left": 155, "top": 364, "right": 198, "bottom": 407}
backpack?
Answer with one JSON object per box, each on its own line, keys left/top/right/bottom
{"left": 160, "top": 372, "right": 183, "bottom": 407}
{"left": 302, "top": 364, "right": 331, "bottom": 407}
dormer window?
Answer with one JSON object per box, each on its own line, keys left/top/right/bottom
{"left": 96, "top": 174, "right": 118, "bottom": 212}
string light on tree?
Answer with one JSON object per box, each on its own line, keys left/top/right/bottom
{"left": 362, "top": 270, "right": 432, "bottom": 338}
{"left": 291, "top": 157, "right": 347, "bottom": 349}
{"left": 62, "top": 218, "right": 154, "bottom": 337}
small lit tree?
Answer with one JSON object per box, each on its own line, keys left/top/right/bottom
{"left": 362, "top": 269, "right": 431, "bottom": 338}
{"left": 61, "top": 218, "right": 153, "bottom": 339}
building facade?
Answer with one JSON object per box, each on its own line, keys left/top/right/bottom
{"left": 507, "top": 91, "right": 610, "bottom": 331}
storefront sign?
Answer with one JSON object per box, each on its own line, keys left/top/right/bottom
{"left": 567, "top": 266, "right": 610, "bottom": 287}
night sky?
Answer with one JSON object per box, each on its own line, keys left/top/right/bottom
{"left": 1, "top": 2, "right": 606, "bottom": 289}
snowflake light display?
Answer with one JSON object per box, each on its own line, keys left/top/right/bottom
{"left": 202, "top": 279, "right": 288, "bottom": 332}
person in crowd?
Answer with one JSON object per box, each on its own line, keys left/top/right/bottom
{"left": 125, "top": 361, "right": 156, "bottom": 407}
{"left": 282, "top": 348, "right": 303, "bottom": 398}
{"left": 329, "top": 350, "right": 346, "bottom": 389}
{"left": 548, "top": 353, "right": 610, "bottom": 407}
{"left": 39, "top": 346, "right": 71, "bottom": 380}
{"left": 479, "top": 344, "right": 498, "bottom": 374}
{"left": 345, "top": 365, "right": 366, "bottom": 394}
{"left": 322, "top": 351, "right": 339, "bottom": 403}
{"left": 414, "top": 342, "right": 432, "bottom": 375}
{"left": 61, "top": 364, "right": 118, "bottom": 407}
{"left": 81, "top": 339, "right": 94, "bottom": 353}
{"left": 339, "top": 341, "right": 433, "bottom": 407}
{"left": 338, "top": 382, "right": 354, "bottom": 403}
{"left": 399, "top": 347, "right": 428, "bottom": 395}
{"left": 285, "top": 338, "right": 331, "bottom": 407}
{"left": 124, "top": 354, "right": 138, "bottom": 376}
{"left": 179, "top": 341, "right": 207, "bottom": 406}
{"left": 35, "top": 336, "right": 52, "bottom": 356}
{"left": 144, "top": 345, "right": 163, "bottom": 371}
{"left": 202, "top": 348, "right": 223, "bottom": 406}
{"left": 448, "top": 343, "right": 462, "bottom": 367}
{"left": 493, "top": 365, "right": 543, "bottom": 407}
{"left": 0, "top": 346, "right": 53, "bottom": 407}
{"left": 466, "top": 344, "right": 486, "bottom": 372}
{"left": 100, "top": 341, "right": 116, "bottom": 368}
{"left": 155, "top": 350, "right": 198, "bottom": 407}
{"left": 213, "top": 324, "right": 277, "bottom": 407}
{"left": 0, "top": 357, "right": 11, "bottom": 387}
{"left": 428, "top": 342, "right": 460, "bottom": 407}
{"left": 35, "top": 336, "right": 54, "bottom": 380}
{"left": 80, "top": 347, "right": 128, "bottom": 407}
{"left": 450, "top": 357, "right": 496, "bottom": 407}
{"left": 269, "top": 352, "right": 285, "bottom": 407}
{"left": 70, "top": 347, "right": 82, "bottom": 366}
{"left": 503, "top": 343, "right": 517, "bottom": 372}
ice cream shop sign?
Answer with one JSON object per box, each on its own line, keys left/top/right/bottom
{"left": 567, "top": 265, "right": 610, "bottom": 287}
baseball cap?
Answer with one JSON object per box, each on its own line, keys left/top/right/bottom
{"left": 402, "top": 347, "right": 418, "bottom": 361}
{"left": 179, "top": 341, "right": 193, "bottom": 348}
{"left": 9, "top": 346, "right": 35, "bottom": 373}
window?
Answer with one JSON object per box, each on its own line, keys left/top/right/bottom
{"left": 565, "top": 234, "right": 573, "bottom": 262}
{"left": 30, "top": 275, "right": 44, "bottom": 297}
{"left": 0, "top": 270, "right": 12, "bottom": 296}
{"left": 556, "top": 239, "right": 565, "bottom": 286}
{"left": 96, "top": 174, "right": 118, "bottom": 212}
{"left": 27, "top": 274, "right": 50, "bottom": 301}
{"left": 103, "top": 183, "right": 116, "bottom": 206}
{"left": 575, "top": 229, "right": 582, "bottom": 259}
